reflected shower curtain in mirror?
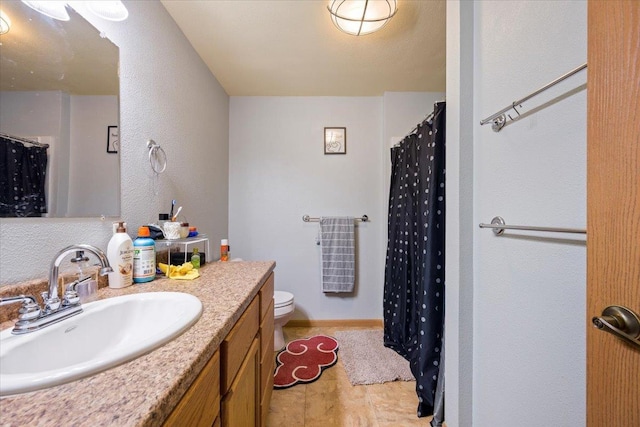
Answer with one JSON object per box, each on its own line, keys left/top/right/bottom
{"left": 0, "top": 136, "right": 48, "bottom": 217}
{"left": 384, "top": 102, "right": 445, "bottom": 424}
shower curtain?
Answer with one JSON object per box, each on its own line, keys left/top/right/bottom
{"left": 0, "top": 136, "right": 48, "bottom": 217}
{"left": 384, "top": 102, "right": 445, "bottom": 425}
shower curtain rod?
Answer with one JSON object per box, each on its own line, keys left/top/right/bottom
{"left": 479, "top": 62, "right": 587, "bottom": 132}
{"left": 479, "top": 216, "right": 586, "bottom": 235}
{"left": 395, "top": 100, "right": 446, "bottom": 146}
{"left": 404, "top": 111, "right": 435, "bottom": 138}
{"left": 302, "top": 214, "right": 369, "bottom": 222}
{"left": 0, "top": 132, "right": 50, "bottom": 148}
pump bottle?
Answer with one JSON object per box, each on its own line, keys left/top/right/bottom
{"left": 107, "top": 222, "right": 134, "bottom": 288}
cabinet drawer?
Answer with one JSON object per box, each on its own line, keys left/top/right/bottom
{"left": 260, "top": 300, "right": 274, "bottom": 361}
{"left": 164, "top": 351, "right": 220, "bottom": 427}
{"left": 221, "top": 297, "right": 259, "bottom": 392}
{"left": 259, "top": 273, "right": 274, "bottom": 321}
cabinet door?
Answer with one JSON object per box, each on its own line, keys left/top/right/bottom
{"left": 221, "top": 299, "right": 259, "bottom": 391}
{"left": 164, "top": 351, "right": 220, "bottom": 427}
{"left": 222, "top": 338, "right": 260, "bottom": 427}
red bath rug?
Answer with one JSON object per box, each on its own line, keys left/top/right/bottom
{"left": 273, "top": 335, "right": 339, "bottom": 389}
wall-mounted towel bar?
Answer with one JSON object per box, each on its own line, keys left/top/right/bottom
{"left": 303, "top": 214, "right": 369, "bottom": 222}
{"left": 479, "top": 62, "right": 587, "bottom": 132}
{"left": 479, "top": 216, "right": 586, "bottom": 235}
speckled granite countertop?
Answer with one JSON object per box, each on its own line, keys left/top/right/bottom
{"left": 0, "top": 261, "right": 275, "bottom": 427}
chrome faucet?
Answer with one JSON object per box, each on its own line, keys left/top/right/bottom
{"left": 45, "top": 244, "right": 112, "bottom": 312}
{"left": 2, "top": 244, "right": 112, "bottom": 334}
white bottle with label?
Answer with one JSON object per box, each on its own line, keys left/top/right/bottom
{"left": 107, "top": 221, "right": 134, "bottom": 288}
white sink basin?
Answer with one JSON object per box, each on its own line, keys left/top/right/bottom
{"left": 0, "top": 292, "right": 202, "bottom": 396}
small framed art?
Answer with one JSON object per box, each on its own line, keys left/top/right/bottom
{"left": 107, "top": 125, "right": 119, "bottom": 154}
{"left": 324, "top": 127, "right": 346, "bottom": 154}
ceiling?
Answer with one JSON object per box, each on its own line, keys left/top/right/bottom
{"left": 160, "top": 0, "right": 446, "bottom": 96}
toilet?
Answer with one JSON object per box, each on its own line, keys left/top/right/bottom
{"left": 273, "top": 291, "right": 295, "bottom": 350}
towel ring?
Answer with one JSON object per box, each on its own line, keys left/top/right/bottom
{"left": 146, "top": 139, "right": 167, "bottom": 174}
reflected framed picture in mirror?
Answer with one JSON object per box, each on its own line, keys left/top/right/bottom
{"left": 324, "top": 127, "right": 346, "bottom": 154}
{"left": 107, "top": 126, "right": 119, "bottom": 153}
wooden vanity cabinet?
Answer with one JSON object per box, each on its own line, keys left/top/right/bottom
{"left": 164, "top": 272, "right": 275, "bottom": 427}
{"left": 258, "top": 274, "right": 275, "bottom": 426}
{"left": 221, "top": 271, "right": 275, "bottom": 427}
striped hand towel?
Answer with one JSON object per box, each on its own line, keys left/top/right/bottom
{"left": 320, "top": 216, "right": 355, "bottom": 293}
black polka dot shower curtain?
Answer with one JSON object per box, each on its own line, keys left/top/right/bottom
{"left": 383, "top": 101, "right": 445, "bottom": 423}
{"left": 0, "top": 136, "right": 48, "bottom": 217}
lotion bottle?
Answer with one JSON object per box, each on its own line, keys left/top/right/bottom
{"left": 107, "top": 222, "right": 134, "bottom": 288}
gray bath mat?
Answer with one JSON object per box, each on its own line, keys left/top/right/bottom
{"left": 334, "top": 329, "right": 414, "bottom": 385}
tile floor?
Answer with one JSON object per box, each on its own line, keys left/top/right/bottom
{"left": 266, "top": 325, "right": 435, "bottom": 427}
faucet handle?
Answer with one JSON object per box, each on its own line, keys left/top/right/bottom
{"left": 41, "top": 291, "right": 61, "bottom": 312}
{"left": 63, "top": 290, "right": 80, "bottom": 306}
{"left": 0, "top": 295, "right": 41, "bottom": 321}
{"left": 18, "top": 298, "right": 42, "bottom": 321}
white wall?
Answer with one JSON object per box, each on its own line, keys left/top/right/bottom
{"left": 445, "top": 1, "right": 475, "bottom": 425}
{"left": 68, "top": 95, "right": 119, "bottom": 217}
{"left": 0, "top": 1, "right": 229, "bottom": 285}
{"left": 446, "top": 1, "right": 587, "bottom": 426}
{"left": 229, "top": 97, "right": 383, "bottom": 319}
{"left": 229, "top": 94, "right": 440, "bottom": 319}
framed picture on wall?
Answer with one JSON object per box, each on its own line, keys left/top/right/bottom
{"left": 324, "top": 127, "right": 346, "bottom": 154}
{"left": 107, "top": 126, "right": 119, "bottom": 154}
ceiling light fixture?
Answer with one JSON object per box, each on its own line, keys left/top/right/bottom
{"left": 85, "top": 1, "right": 129, "bottom": 22}
{"left": 20, "top": 1, "right": 128, "bottom": 22}
{"left": 21, "top": 1, "right": 70, "bottom": 21}
{"left": 0, "top": 10, "right": 11, "bottom": 35}
{"left": 327, "top": 0, "right": 397, "bottom": 36}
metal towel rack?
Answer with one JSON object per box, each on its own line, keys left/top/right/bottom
{"left": 146, "top": 139, "right": 167, "bottom": 174}
{"left": 303, "top": 214, "right": 369, "bottom": 222}
{"left": 479, "top": 216, "right": 586, "bottom": 235}
{"left": 480, "top": 62, "right": 587, "bottom": 132}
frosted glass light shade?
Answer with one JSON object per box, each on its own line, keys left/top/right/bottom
{"left": 85, "top": 1, "right": 128, "bottom": 22}
{"left": 21, "top": 1, "right": 70, "bottom": 21}
{"left": 0, "top": 10, "right": 11, "bottom": 35}
{"left": 328, "top": 0, "right": 397, "bottom": 36}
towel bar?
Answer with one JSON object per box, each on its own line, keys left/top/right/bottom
{"left": 302, "top": 214, "right": 369, "bottom": 222}
{"left": 479, "top": 216, "right": 586, "bottom": 235}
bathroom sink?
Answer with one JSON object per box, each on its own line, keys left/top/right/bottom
{"left": 0, "top": 292, "right": 202, "bottom": 396}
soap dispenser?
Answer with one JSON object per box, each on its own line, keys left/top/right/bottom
{"left": 107, "top": 221, "right": 134, "bottom": 288}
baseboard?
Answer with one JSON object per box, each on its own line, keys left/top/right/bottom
{"left": 287, "top": 319, "right": 383, "bottom": 328}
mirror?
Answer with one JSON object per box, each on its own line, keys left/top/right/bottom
{"left": 0, "top": 0, "right": 120, "bottom": 218}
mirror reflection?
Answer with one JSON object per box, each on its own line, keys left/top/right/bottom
{"left": 0, "top": 0, "right": 120, "bottom": 218}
